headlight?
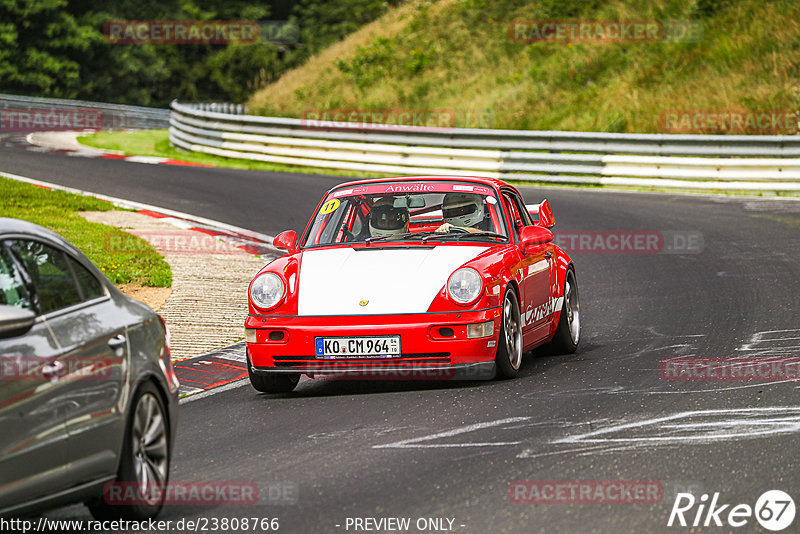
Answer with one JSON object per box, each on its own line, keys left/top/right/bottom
{"left": 447, "top": 267, "right": 483, "bottom": 305}
{"left": 250, "top": 272, "right": 285, "bottom": 310}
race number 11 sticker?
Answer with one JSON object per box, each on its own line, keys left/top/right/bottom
{"left": 321, "top": 199, "right": 340, "bottom": 214}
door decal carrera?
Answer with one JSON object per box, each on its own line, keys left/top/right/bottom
{"left": 523, "top": 296, "right": 563, "bottom": 327}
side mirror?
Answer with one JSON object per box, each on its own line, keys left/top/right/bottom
{"left": 520, "top": 226, "right": 554, "bottom": 250}
{"left": 0, "top": 305, "right": 36, "bottom": 339}
{"left": 528, "top": 199, "right": 555, "bottom": 229}
{"left": 273, "top": 230, "right": 298, "bottom": 253}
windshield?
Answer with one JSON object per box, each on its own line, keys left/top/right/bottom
{"left": 301, "top": 182, "right": 508, "bottom": 247}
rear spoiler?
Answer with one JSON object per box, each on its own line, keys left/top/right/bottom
{"left": 526, "top": 199, "right": 555, "bottom": 228}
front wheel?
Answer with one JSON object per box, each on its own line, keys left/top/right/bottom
{"left": 495, "top": 287, "right": 523, "bottom": 379}
{"left": 549, "top": 268, "right": 580, "bottom": 354}
{"left": 247, "top": 353, "right": 299, "bottom": 393}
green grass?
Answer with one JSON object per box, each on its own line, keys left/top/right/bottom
{"left": 78, "top": 130, "right": 395, "bottom": 179}
{"left": 0, "top": 177, "right": 172, "bottom": 287}
{"left": 248, "top": 0, "right": 800, "bottom": 134}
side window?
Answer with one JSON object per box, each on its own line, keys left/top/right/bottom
{"left": 503, "top": 192, "right": 533, "bottom": 237}
{"left": 513, "top": 194, "right": 533, "bottom": 226}
{"left": 68, "top": 256, "right": 104, "bottom": 300}
{"left": 335, "top": 204, "right": 357, "bottom": 243}
{"left": 503, "top": 194, "right": 523, "bottom": 238}
{"left": 350, "top": 208, "right": 366, "bottom": 239}
{"left": 352, "top": 199, "right": 371, "bottom": 239}
{"left": 9, "top": 240, "right": 83, "bottom": 314}
{"left": 0, "top": 245, "right": 33, "bottom": 310}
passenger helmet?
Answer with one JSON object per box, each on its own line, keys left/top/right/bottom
{"left": 442, "top": 193, "right": 484, "bottom": 227}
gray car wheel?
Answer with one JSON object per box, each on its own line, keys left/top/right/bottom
{"left": 87, "top": 381, "right": 170, "bottom": 520}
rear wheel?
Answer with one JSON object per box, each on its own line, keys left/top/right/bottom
{"left": 550, "top": 268, "right": 580, "bottom": 354}
{"left": 247, "top": 353, "right": 299, "bottom": 393}
{"left": 87, "top": 382, "right": 170, "bottom": 520}
{"left": 495, "top": 287, "right": 523, "bottom": 379}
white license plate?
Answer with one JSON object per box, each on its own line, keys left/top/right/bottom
{"left": 315, "top": 336, "right": 401, "bottom": 359}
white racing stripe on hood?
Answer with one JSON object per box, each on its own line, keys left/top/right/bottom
{"left": 298, "top": 246, "right": 488, "bottom": 315}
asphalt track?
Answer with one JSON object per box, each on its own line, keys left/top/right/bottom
{"left": 3, "top": 141, "right": 800, "bottom": 533}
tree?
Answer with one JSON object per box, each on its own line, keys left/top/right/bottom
{"left": 0, "top": 0, "right": 97, "bottom": 97}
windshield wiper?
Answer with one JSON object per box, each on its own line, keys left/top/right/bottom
{"left": 422, "top": 231, "right": 507, "bottom": 243}
{"left": 364, "top": 231, "right": 440, "bottom": 245}
{"left": 452, "top": 231, "right": 507, "bottom": 241}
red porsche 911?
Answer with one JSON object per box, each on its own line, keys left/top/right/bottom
{"left": 244, "top": 176, "right": 579, "bottom": 393}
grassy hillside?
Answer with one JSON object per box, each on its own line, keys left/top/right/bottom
{"left": 248, "top": 0, "right": 799, "bottom": 133}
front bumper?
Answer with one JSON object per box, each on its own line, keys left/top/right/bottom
{"left": 245, "top": 307, "right": 502, "bottom": 380}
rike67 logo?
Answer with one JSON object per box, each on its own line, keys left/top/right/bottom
{"left": 668, "top": 490, "right": 795, "bottom": 531}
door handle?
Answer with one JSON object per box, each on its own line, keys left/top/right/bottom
{"left": 41, "top": 360, "right": 65, "bottom": 379}
{"left": 108, "top": 334, "right": 127, "bottom": 350}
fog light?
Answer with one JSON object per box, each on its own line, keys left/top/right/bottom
{"left": 245, "top": 328, "right": 257, "bottom": 343}
{"left": 466, "top": 321, "right": 494, "bottom": 339}
{"left": 268, "top": 330, "right": 285, "bottom": 341}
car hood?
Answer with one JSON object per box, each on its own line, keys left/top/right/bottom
{"left": 297, "top": 245, "right": 489, "bottom": 315}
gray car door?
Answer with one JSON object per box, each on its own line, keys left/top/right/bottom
{"left": 0, "top": 243, "right": 73, "bottom": 510}
{"left": 8, "top": 240, "right": 126, "bottom": 486}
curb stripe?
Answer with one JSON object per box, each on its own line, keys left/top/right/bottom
{"left": 175, "top": 342, "right": 250, "bottom": 400}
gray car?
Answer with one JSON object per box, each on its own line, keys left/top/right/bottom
{"left": 0, "top": 218, "right": 179, "bottom": 519}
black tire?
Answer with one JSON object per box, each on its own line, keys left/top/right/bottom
{"left": 247, "top": 353, "right": 299, "bottom": 393}
{"left": 87, "top": 381, "right": 170, "bottom": 520}
{"left": 549, "top": 268, "right": 580, "bottom": 354}
{"left": 495, "top": 286, "right": 523, "bottom": 379}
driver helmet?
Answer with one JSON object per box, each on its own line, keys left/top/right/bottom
{"left": 369, "top": 197, "right": 409, "bottom": 237}
{"left": 442, "top": 192, "right": 484, "bottom": 227}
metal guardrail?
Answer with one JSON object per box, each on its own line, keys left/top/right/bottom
{"left": 0, "top": 93, "right": 170, "bottom": 130}
{"left": 169, "top": 100, "right": 800, "bottom": 190}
